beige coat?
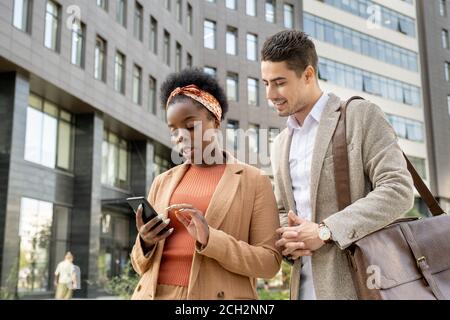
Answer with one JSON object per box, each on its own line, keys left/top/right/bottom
{"left": 271, "top": 93, "right": 414, "bottom": 300}
{"left": 130, "top": 156, "right": 282, "bottom": 300}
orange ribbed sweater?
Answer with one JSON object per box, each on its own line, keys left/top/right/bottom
{"left": 157, "top": 164, "right": 225, "bottom": 287}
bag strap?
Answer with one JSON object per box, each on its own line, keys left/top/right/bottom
{"left": 332, "top": 96, "right": 445, "bottom": 216}
{"left": 399, "top": 223, "right": 446, "bottom": 300}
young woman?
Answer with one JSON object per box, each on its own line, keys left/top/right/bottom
{"left": 130, "top": 68, "right": 281, "bottom": 300}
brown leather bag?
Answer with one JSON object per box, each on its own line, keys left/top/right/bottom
{"left": 332, "top": 96, "right": 450, "bottom": 300}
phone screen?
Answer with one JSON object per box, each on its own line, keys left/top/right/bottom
{"left": 126, "top": 197, "right": 170, "bottom": 235}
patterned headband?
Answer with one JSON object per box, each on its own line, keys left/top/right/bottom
{"left": 166, "top": 84, "right": 222, "bottom": 122}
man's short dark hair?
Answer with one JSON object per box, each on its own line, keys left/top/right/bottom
{"left": 261, "top": 30, "right": 318, "bottom": 77}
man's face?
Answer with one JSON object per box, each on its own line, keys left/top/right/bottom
{"left": 261, "top": 60, "right": 309, "bottom": 117}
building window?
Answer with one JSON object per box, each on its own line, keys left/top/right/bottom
{"left": 409, "top": 157, "right": 427, "bottom": 180}
{"left": 116, "top": 0, "right": 127, "bottom": 27}
{"left": 176, "top": 0, "right": 182, "bottom": 23}
{"left": 447, "top": 95, "right": 450, "bottom": 116}
{"left": 175, "top": 42, "right": 182, "bottom": 72}
{"left": 94, "top": 36, "right": 107, "bottom": 82}
{"left": 226, "top": 0, "right": 237, "bottom": 10}
{"left": 187, "top": 53, "right": 193, "bottom": 68}
{"left": 445, "top": 62, "right": 450, "bottom": 82}
{"left": 268, "top": 127, "right": 280, "bottom": 155}
{"left": 149, "top": 76, "right": 157, "bottom": 114}
{"left": 246, "top": 33, "right": 258, "bottom": 61}
{"left": 70, "top": 21, "right": 85, "bottom": 68}
{"left": 154, "top": 154, "right": 171, "bottom": 177}
{"left": 165, "top": 0, "right": 171, "bottom": 10}
{"left": 187, "top": 3, "right": 193, "bottom": 34}
{"left": 442, "top": 29, "right": 449, "bottom": 49}
{"left": 246, "top": 0, "right": 256, "bottom": 16}
{"left": 284, "top": 3, "right": 294, "bottom": 28}
{"left": 318, "top": 57, "right": 421, "bottom": 107}
{"left": 150, "top": 16, "right": 158, "bottom": 54}
{"left": 133, "top": 1, "right": 143, "bottom": 41}
{"left": 17, "top": 198, "right": 52, "bottom": 293}
{"left": 226, "top": 72, "right": 239, "bottom": 101}
{"left": 226, "top": 26, "right": 238, "bottom": 55}
{"left": 204, "top": 20, "right": 216, "bottom": 49}
{"left": 265, "top": 0, "right": 276, "bottom": 23}
{"left": 321, "top": 0, "right": 416, "bottom": 37}
{"left": 163, "top": 30, "right": 171, "bottom": 66}
{"left": 204, "top": 66, "right": 216, "bottom": 77}
{"left": 440, "top": 0, "right": 447, "bottom": 17}
{"left": 114, "top": 51, "right": 126, "bottom": 94}
{"left": 44, "top": 1, "right": 60, "bottom": 51}
{"left": 248, "top": 124, "right": 260, "bottom": 154}
{"left": 304, "top": 14, "right": 418, "bottom": 72}
{"left": 101, "top": 131, "right": 130, "bottom": 189}
{"left": 386, "top": 114, "right": 424, "bottom": 142}
{"left": 25, "top": 93, "right": 74, "bottom": 170}
{"left": 13, "top": 0, "right": 32, "bottom": 32}
{"left": 247, "top": 78, "right": 259, "bottom": 106}
{"left": 132, "top": 64, "right": 142, "bottom": 105}
{"left": 226, "top": 120, "right": 239, "bottom": 150}
{"left": 97, "top": 0, "right": 108, "bottom": 10}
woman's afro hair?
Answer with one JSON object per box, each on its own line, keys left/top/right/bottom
{"left": 160, "top": 68, "right": 229, "bottom": 120}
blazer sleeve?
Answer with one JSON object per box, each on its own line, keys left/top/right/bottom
{"left": 324, "top": 102, "right": 414, "bottom": 249}
{"left": 196, "top": 173, "right": 282, "bottom": 279}
{"left": 130, "top": 175, "right": 161, "bottom": 276}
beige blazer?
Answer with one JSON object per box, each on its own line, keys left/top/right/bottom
{"left": 271, "top": 93, "right": 414, "bottom": 300}
{"left": 130, "top": 155, "right": 282, "bottom": 300}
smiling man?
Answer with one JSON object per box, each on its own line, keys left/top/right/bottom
{"left": 261, "top": 30, "right": 414, "bottom": 300}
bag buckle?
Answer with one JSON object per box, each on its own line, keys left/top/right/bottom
{"left": 416, "top": 256, "right": 426, "bottom": 268}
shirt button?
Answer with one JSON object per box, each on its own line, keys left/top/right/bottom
{"left": 348, "top": 230, "right": 357, "bottom": 239}
{"left": 137, "top": 284, "right": 142, "bottom": 292}
{"left": 217, "top": 291, "right": 225, "bottom": 299}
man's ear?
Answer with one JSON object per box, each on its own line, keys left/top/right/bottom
{"left": 304, "top": 65, "right": 316, "bottom": 82}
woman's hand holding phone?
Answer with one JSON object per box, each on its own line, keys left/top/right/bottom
{"left": 135, "top": 204, "right": 173, "bottom": 251}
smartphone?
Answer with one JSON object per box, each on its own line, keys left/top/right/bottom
{"left": 126, "top": 196, "right": 170, "bottom": 235}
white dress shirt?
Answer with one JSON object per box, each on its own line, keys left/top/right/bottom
{"left": 287, "top": 92, "right": 329, "bottom": 300}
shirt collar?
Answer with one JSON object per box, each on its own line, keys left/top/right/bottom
{"left": 287, "top": 92, "right": 329, "bottom": 132}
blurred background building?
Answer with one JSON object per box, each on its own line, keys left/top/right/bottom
{"left": 0, "top": 0, "right": 448, "bottom": 299}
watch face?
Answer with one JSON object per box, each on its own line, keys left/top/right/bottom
{"left": 319, "top": 226, "right": 331, "bottom": 241}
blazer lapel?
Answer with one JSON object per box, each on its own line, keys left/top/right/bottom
{"left": 280, "top": 132, "right": 297, "bottom": 213}
{"left": 157, "top": 164, "right": 190, "bottom": 219}
{"left": 310, "top": 93, "right": 342, "bottom": 223}
{"left": 188, "top": 156, "right": 244, "bottom": 295}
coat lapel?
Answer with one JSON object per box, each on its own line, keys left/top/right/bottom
{"left": 310, "top": 93, "right": 342, "bottom": 223}
{"left": 280, "top": 132, "right": 297, "bottom": 213}
{"left": 158, "top": 164, "right": 190, "bottom": 219}
{"left": 188, "top": 155, "right": 244, "bottom": 295}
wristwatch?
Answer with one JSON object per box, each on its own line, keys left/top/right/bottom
{"left": 318, "top": 222, "right": 333, "bottom": 244}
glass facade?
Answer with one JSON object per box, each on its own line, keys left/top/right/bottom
{"left": 17, "top": 198, "right": 70, "bottom": 294}
{"left": 304, "top": 13, "right": 418, "bottom": 71}
{"left": 101, "top": 131, "right": 131, "bottom": 190}
{"left": 386, "top": 114, "right": 424, "bottom": 142}
{"left": 25, "top": 94, "right": 74, "bottom": 171}
{"left": 318, "top": 57, "right": 421, "bottom": 107}
{"left": 319, "top": 0, "right": 416, "bottom": 37}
